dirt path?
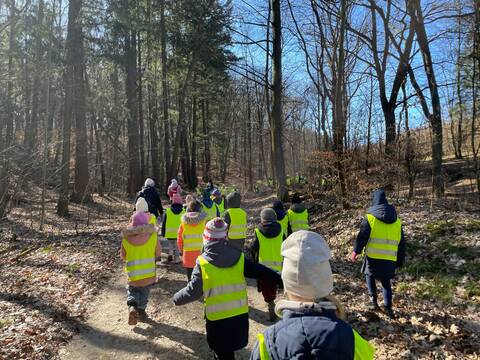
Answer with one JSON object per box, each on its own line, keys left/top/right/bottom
{"left": 59, "top": 192, "right": 278, "bottom": 360}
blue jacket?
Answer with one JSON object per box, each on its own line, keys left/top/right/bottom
{"left": 173, "top": 239, "right": 282, "bottom": 353}
{"left": 251, "top": 305, "right": 368, "bottom": 359}
{"left": 354, "top": 190, "right": 406, "bottom": 279}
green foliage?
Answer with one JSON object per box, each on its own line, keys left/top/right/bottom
{"left": 424, "top": 220, "right": 456, "bottom": 239}
{"left": 416, "top": 276, "right": 456, "bottom": 303}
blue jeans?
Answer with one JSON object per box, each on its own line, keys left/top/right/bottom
{"left": 127, "top": 285, "right": 151, "bottom": 310}
{"left": 167, "top": 239, "right": 179, "bottom": 258}
{"left": 365, "top": 274, "right": 392, "bottom": 308}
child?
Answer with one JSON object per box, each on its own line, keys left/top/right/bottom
{"left": 161, "top": 193, "right": 185, "bottom": 263}
{"left": 202, "top": 189, "right": 219, "bottom": 221}
{"left": 177, "top": 195, "right": 207, "bottom": 281}
{"left": 251, "top": 230, "right": 375, "bottom": 360}
{"left": 272, "top": 200, "right": 288, "bottom": 238}
{"left": 120, "top": 211, "right": 161, "bottom": 325}
{"left": 173, "top": 218, "right": 282, "bottom": 360}
{"left": 251, "top": 208, "right": 284, "bottom": 321}
{"left": 224, "top": 191, "right": 247, "bottom": 250}
{"left": 351, "top": 189, "right": 405, "bottom": 318}
{"left": 211, "top": 189, "right": 225, "bottom": 217}
{"left": 287, "top": 193, "right": 309, "bottom": 235}
{"left": 167, "top": 179, "right": 182, "bottom": 202}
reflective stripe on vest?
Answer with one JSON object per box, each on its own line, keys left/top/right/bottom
{"left": 278, "top": 216, "right": 288, "bottom": 238}
{"left": 353, "top": 329, "right": 375, "bottom": 359}
{"left": 122, "top": 232, "right": 157, "bottom": 282}
{"left": 365, "top": 214, "right": 401, "bottom": 262}
{"left": 165, "top": 208, "right": 185, "bottom": 239}
{"left": 255, "top": 228, "right": 283, "bottom": 272}
{"left": 226, "top": 208, "right": 247, "bottom": 239}
{"left": 182, "top": 221, "right": 205, "bottom": 252}
{"left": 198, "top": 253, "right": 248, "bottom": 321}
{"left": 287, "top": 209, "right": 309, "bottom": 232}
{"left": 202, "top": 204, "right": 218, "bottom": 221}
{"left": 257, "top": 333, "right": 271, "bottom": 360}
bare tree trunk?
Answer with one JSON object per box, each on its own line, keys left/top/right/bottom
{"left": 160, "top": 0, "right": 171, "bottom": 186}
{"left": 137, "top": 32, "right": 145, "bottom": 180}
{"left": 365, "top": 72, "right": 373, "bottom": 175}
{"left": 202, "top": 99, "right": 211, "bottom": 178}
{"left": 471, "top": 1, "right": 480, "bottom": 194}
{"left": 190, "top": 97, "right": 198, "bottom": 188}
{"left": 455, "top": 4, "right": 464, "bottom": 159}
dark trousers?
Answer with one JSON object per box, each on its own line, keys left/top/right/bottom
{"left": 365, "top": 274, "right": 392, "bottom": 307}
{"left": 186, "top": 267, "right": 193, "bottom": 281}
{"left": 213, "top": 351, "right": 235, "bottom": 360}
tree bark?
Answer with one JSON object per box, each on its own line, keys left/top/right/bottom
{"left": 160, "top": 0, "right": 171, "bottom": 187}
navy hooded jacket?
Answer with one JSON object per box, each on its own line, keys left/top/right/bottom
{"left": 173, "top": 239, "right": 282, "bottom": 353}
{"left": 136, "top": 186, "right": 163, "bottom": 218}
{"left": 354, "top": 190, "right": 406, "bottom": 279}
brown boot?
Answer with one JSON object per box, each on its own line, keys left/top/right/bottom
{"left": 138, "top": 309, "right": 149, "bottom": 322}
{"left": 128, "top": 306, "right": 138, "bottom": 326}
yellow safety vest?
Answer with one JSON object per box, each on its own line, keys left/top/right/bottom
{"left": 225, "top": 208, "right": 247, "bottom": 239}
{"left": 165, "top": 208, "right": 185, "bottom": 239}
{"left": 182, "top": 221, "right": 205, "bottom": 253}
{"left": 198, "top": 253, "right": 248, "bottom": 321}
{"left": 255, "top": 228, "right": 283, "bottom": 271}
{"left": 287, "top": 209, "right": 309, "bottom": 233}
{"left": 202, "top": 204, "right": 218, "bottom": 221}
{"left": 216, "top": 199, "right": 225, "bottom": 216}
{"left": 256, "top": 328, "right": 375, "bottom": 360}
{"left": 148, "top": 214, "right": 157, "bottom": 225}
{"left": 122, "top": 232, "right": 157, "bottom": 282}
{"left": 365, "top": 214, "right": 402, "bottom": 262}
{"left": 277, "top": 216, "right": 288, "bottom": 239}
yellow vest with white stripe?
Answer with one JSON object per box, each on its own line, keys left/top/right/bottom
{"left": 365, "top": 214, "right": 401, "bottom": 262}
{"left": 287, "top": 209, "right": 309, "bottom": 232}
{"left": 202, "top": 204, "right": 218, "bottom": 221}
{"left": 165, "top": 208, "right": 185, "bottom": 239}
{"left": 277, "top": 216, "right": 288, "bottom": 238}
{"left": 216, "top": 199, "right": 225, "bottom": 216}
{"left": 182, "top": 221, "right": 206, "bottom": 253}
{"left": 122, "top": 232, "right": 157, "bottom": 282}
{"left": 255, "top": 228, "right": 283, "bottom": 271}
{"left": 225, "top": 208, "right": 247, "bottom": 239}
{"left": 198, "top": 253, "right": 248, "bottom": 321}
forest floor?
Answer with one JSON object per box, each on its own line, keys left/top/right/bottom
{"left": 1, "top": 188, "right": 479, "bottom": 359}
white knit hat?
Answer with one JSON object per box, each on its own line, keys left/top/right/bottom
{"left": 281, "top": 230, "right": 333, "bottom": 300}
{"left": 145, "top": 178, "right": 155, "bottom": 187}
{"left": 135, "top": 197, "right": 149, "bottom": 213}
{"left": 203, "top": 218, "right": 228, "bottom": 242}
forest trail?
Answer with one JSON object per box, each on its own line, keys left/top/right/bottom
{"left": 59, "top": 192, "right": 278, "bottom": 360}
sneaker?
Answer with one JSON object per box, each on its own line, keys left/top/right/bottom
{"left": 128, "top": 306, "right": 138, "bottom": 326}
{"left": 137, "top": 309, "right": 149, "bottom": 322}
{"left": 383, "top": 306, "right": 395, "bottom": 319}
{"left": 268, "top": 301, "right": 277, "bottom": 322}
{"left": 367, "top": 297, "right": 380, "bottom": 311}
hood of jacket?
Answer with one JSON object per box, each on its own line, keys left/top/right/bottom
{"left": 290, "top": 203, "right": 306, "bottom": 213}
{"left": 181, "top": 211, "right": 207, "bottom": 225}
{"left": 273, "top": 200, "right": 286, "bottom": 220}
{"left": 201, "top": 240, "right": 242, "bottom": 268}
{"left": 367, "top": 189, "right": 397, "bottom": 224}
{"left": 226, "top": 192, "right": 241, "bottom": 208}
{"left": 170, "top": 203, "right": 184, "bottom": 214}
{"left": 122, "top": 224, "right": 156, "bottom": 245}
{"left": 258, "top": 221, "right": 282, "bottom": 238}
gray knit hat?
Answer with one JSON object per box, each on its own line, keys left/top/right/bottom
{"left": 261, "top": 208, "right": 277, "bottom": 223}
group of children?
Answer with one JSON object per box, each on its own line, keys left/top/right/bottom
{"left": 121, "top": 178, "right": 405, "bottom": 360}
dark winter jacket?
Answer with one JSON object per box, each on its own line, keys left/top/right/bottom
{"left": 161, "top": 203, "right": 184, "bottom": 238}
{"left": 173, "top": 239, "right": 282, "bottom": 353}
{"left": 272, "top": 200, "right": 287, "bottom": 222}
{"left": 250, "top": 302, "right": 363, "bottom": 360}
{"left": 287, "top": 203, "right": 307, "bottom": 235}
{"left": 251, "top": 221, "right": 284, "bottom": 263}
{"left": 136, "top": 186, "right": 163, "bottom": 218}
{"left": 354, "top": 190, "right": 406, "bottom": 279}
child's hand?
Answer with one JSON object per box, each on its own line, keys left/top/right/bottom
{"left": 350, "top": 251, "right": 359, "bottom": 262}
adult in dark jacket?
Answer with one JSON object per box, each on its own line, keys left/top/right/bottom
{"left": 136, "top": 178, "right": 163, "bottom": 218}
{"left": 251, "top": 208, "right": 285, "bottom": 321}
{"left": 351, "top": 189, "right": 406, "bottom": 318}
{"left": 173, "top": 218, "right": 282, "bottom": 360}
{"left": 251, "top": 230, "right": 374, "bottom": 360}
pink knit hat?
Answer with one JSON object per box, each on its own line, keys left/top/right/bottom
{"left": 172, "top": 193, "right": 183, "bottom": 205}
{"left": 129, "top": 211, "right": 150, "bottom": 228}
{"left": 203, "top": 218, "right": 228, "bottom": 242}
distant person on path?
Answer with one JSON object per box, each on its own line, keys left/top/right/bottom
{"left": 135, "top": 197, "right": 157, "bottom": 225}
{"left": 251, "top": 230, "right": 375, "bottom": 360}
{"left": 272, "top": 199, "right": 288, "bottom": 238}
{"left": 161, "top": 193, "right": 185, "bottom": 264}
{"left": 177, "top": 195, "right": 207, "bottom": 281}
{"left": 202, "top": 189, "right": 220, "bottom": 221}
{"left": 287, "top": 194, "right": 309, "bottom": 235}
{"left": 120, "top": 211, "right": 161, "bottom": 326}
{"left": 136, "top": 178, "right": 163, "bottom": 219}
{"left": 351, "top": 189, "right": 406, "bottom": 318}
{"left": 251, "top": 208, "right": 285, "bottom": 321}
{"left": 167, "top": 179, "right": 182, "bottom": 203}
{"left": 212, "top": 189, "right": 225, "bottom": 217}
{"left": 173, "top": 218, "right": 283, "bottom": 360}
{"left": 224, "top": 191, "right": 247, "bottom": 250}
